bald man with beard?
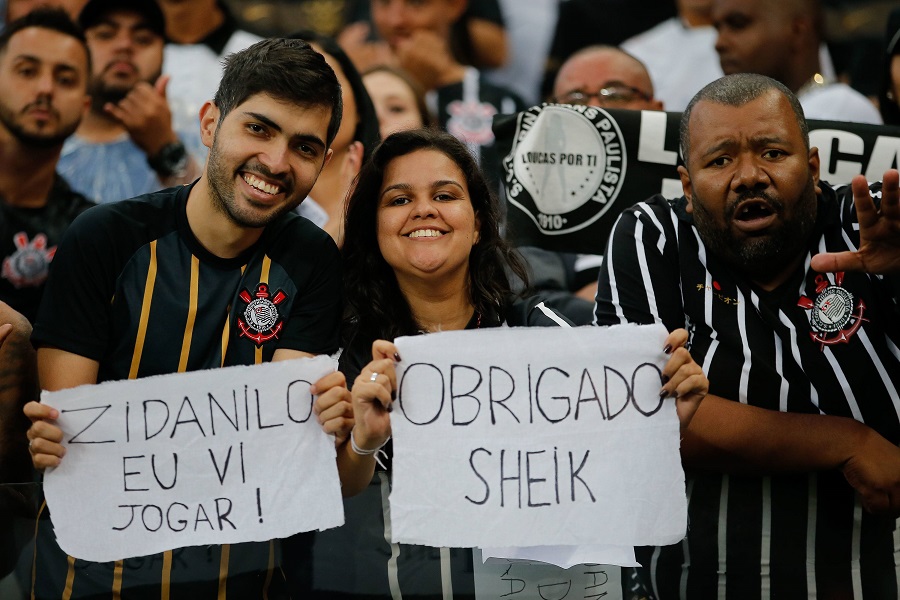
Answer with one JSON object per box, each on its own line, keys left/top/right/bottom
{"left": 514, "top": 46, "right": 663, "bottom": 325}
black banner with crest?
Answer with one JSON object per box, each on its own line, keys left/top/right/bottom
{"left": 493, "top": 104, "right": 900, "bottom": 255}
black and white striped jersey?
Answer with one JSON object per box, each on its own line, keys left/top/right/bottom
{"left": 595, "top": 181, "right": 900, "bottom": 599}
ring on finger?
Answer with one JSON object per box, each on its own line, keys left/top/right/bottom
{"left": 370, "top": 372, "right": 379, "bottom": 382}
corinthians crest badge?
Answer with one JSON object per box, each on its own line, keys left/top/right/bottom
{"left": 797, "top": 272, "right": 867, "bottom": 350}
{"left": 2, "top": 232, "right": 56, "bottom": 288}
{"left": 238, "top": 283, "right": 287, "bottom": 346}
{"left": 503, "top": 104, "right": 627, "bottom": 236}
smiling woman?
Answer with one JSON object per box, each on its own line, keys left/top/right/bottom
{"left": 376, "top": 148, "right": 481, "bottom": 310}
{"left": 342, "top": 128, "right": 527, "bottom": 344}
{"left": 301, "top": 129, "right": 557, "bottom": 597}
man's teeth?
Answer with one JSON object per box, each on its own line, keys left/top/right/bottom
{"left": 738, "top": 205, "right": 771, "bottom": 218}
{"left": 408, "top": 229, "right": 444, "bottom": 238}
{"left": 243, "top": 174, "right": 281, "bottom": 195}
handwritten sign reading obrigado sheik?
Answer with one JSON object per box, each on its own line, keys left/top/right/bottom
{"left": 390, "top": 323, "right": 687, "bottom": 549}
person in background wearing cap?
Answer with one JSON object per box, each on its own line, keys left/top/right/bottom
{"left": 56, "top": 0, "right": 202, "bottom": 204}
{"left": 0, "top": 8, "right": 94, "bottom": 324}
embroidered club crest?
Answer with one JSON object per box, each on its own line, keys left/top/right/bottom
{"left": 797, "top": 272, "right": 867, "bottom": 350}
{"left": 446, "top": 99, "right": 497, "bottom": 146}
{"left": 2, "top": 232, "right": 56, "bottom": 288}
{"left": 502, "top": 104, "right": 627, "bottom": 236}
{"left": 238, "top": 283, "right": 287, "bottom": 346}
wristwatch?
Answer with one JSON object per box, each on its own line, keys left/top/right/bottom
{"left": 148, "top": 141, "right": 188, "bottom": 178}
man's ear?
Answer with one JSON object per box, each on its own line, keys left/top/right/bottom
{"left": 199, "top": 101, "right": 220, "bottom": 149}
{"left": 345, "top": 141, "right": 363, "bottom": 175}
{"left": 678, "top": 165, "right": 694, "bottom": 214}
{"left": 808, "top": 146, "right": 821, "bottom": 195}
{"left": 322, "top": 147, "right": 335, "bottom": 171}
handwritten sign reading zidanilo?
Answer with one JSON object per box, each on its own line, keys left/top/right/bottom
{"left": 42, "top": 356, "right": 344, "bottom": 563}
{"left": 390, "top": 323, "right": 686, "bottom": 549}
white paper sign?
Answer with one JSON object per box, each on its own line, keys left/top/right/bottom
{"left": 42, "top": 356, "right": 344, "bottom": 562}
{"left": 390, "top": 323, "right": 686, "bottom": 549}
{"left": 482, "top": 544, "right": 637, "bottom": 569}
{"left": 473, "top": 549, "right": 624, "bottom": 600}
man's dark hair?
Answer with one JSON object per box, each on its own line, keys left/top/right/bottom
{"left": 680, "top": 73, "right": 809, "bottom": 162}
{"left": 288, "top": 30, "right": 381, "bottom": 164}
{"left": 213, "top": 38, "right": 343, "bottom": 147}
{"left": 0, "top": 7, "right": 91, "bottom": 75}
{"left": 78, "top": 0, "right": 167, "bottom": 40}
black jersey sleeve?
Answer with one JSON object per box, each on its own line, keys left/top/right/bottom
{"left": 465, "top": 0, "right": 504, "bottom": 25}
{"left": 270, "top": 218, "right": 343, "bottom": 356}
{"left": 32, "top": 205, "right": 129, "bottom": 359}
{"left": 32, "top": 197, "right": 176, "bottom": 360}
{"left": 505, "top": 294, "right": 575, "bottom": 327}
{"left": 594, "top": 196, "right": 685, "bottom": 331}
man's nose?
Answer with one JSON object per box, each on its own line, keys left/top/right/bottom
{"left": 35, "top": 70, "right": 55, "bottom": 98}
{"left": 714, "top": 31, "right": 728, "bottom": 56}
{"left": 259, "top": 143, "right": 291, "bottom": 175}
{"left": 382, "top": 0, "right": 409, "bottom": 29}
{"left": 732, "top": 156, "right": 771, "bottom": 192}
{"left": 114, "top": 31, "right": 134, "bottom": 52}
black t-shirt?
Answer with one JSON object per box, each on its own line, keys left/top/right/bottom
{"left": 0, "top": 174, "right": 94, "bottom": 323}
{"left": 33, "top": 182, "right": 342, "bottom": 382}
{"left": 30, "top": 182, "right": 342, "bottom": 599}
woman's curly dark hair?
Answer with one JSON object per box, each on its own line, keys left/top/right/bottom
{"left": 341, "top": 129, "right": 529, "bottom": 343}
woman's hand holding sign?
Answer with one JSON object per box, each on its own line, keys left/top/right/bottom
{"left": 350, "top": 340, "right": 398, "bottom": 454}
{"left": 660, "top": 328, "right": 707, "bottom": 431}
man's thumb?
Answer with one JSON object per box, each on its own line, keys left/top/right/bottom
{"left": 155, "top": 74, "right": 171, "bottom": 97}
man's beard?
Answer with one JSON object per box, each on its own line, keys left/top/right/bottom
{"left": 691, "top": 178, "right": 818, "bottom": 284}
{"left": 0, "top": 99, "right": 77, "bottom": 148}
{"left": 206, "top": 131, "right": 301, "bottom": 229}
{"left": 90, "top": 82, "right": 129, "bottom": 113}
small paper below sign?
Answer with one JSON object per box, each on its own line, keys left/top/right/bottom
{"left": 481, "top": 544, "right": 638, "bottom": 569}
{"left": 473, "top": 548, "right": 624, "bottom": 600}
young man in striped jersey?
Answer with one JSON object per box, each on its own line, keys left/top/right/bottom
{"left": 23, "top": 38, "right": 350, "bottom": 599}
{"left": 595, "top": 72, "right": 900, "bottom": 598}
